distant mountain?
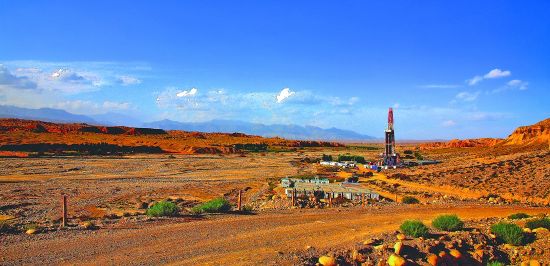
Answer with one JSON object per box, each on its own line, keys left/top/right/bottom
{"left": 91, "top": 112, "right": 143, "bottom": 127}
{"left": 0, "top": 105, "right": 377, "bottom": 140}
{"left": 0, "top": 105, "right": 97, "bottom": 124}
{"left": 144, "top": 119, "right": 377, "bottom": 141}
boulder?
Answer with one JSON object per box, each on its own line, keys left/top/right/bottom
{"left": 397, "top": 233, "right": 406, "bottom": 240}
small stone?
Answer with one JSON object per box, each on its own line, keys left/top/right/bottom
{"left": 426, "top": 253, "right": 438, "bottom": 266}
{"left": 449, "top": 249, "right": 462, "bottom": 259}
{"left": 318, "top": 255, "right": 337, "bottom": 266}
{"left": 363, "top": 238, "right": 377, "bottom": 245}
{"left": 374, "top": 244, "right": 386, "bottom": 251}
{"left": 396, "top": 233, "right": 406, "bottom": 240}
{"left": 25, "top": 228, "right": 37, "bottom": 235}
{"left": 387, "top": 254, "right": 406, "bottom": 266}
{"left": 80, "top": 221, "right": 95, "bottom": 230}
{"left": 352, "top": 249, "right": 366, "bottom": 263}
{"left": 523, "top": 227, "right": 532, "bottom": 233}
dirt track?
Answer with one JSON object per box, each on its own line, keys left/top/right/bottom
{"left": 2, "top": 204, "right": 548, "bottom": 265}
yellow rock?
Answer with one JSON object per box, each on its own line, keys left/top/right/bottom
{"left": 81, "top": 221, "right": 95, "bottom": 229}
{"left": 394, "top": 241, "right": 403, "bottom": 255}
{"left": 503, "top": 244, "right": 515, "bottom": 249}
{"left": 474, "top": 243, "right": 484, "bottom": 250}
{"left": 474, "top": 249, "right": 484, "bottom": 258}
{"left": 25, "top": 228, "right": 37, "bottom": 235}
{"left": 374, "top": 244, "right": 386, "bottom": 250}
{"left": 523, "top": 227, "right": 532, "bottom": 233}
{"left": 449, "top": 249, "right": 462, "bottom": 259}
{"left": 426, "top": 253, "right": 438, "bottom": 266}
{"left": 387, "top": 254, "right": 406, "bottom": 266}
{"left": 489, "top": 233, "right": 496, "bottom": 239}
{"left": 532, "top": 227, "right": 549, "bottom": 233}
{"left": 318, "top": 255, "right": 337, "bottom": 266}
{"left": 396, "top": 233, "right": 406, "bottom": 240}
{"left": 363, "top": 238, "right": 376, "bottom": 245}
{"left": 522, "top": 260, "right": 541, "bottom": 266}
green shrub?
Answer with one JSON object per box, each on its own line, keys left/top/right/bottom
{"left": 487, "top": 261, "right": 505, "bottom": 266}
{"left": 191, "top": 198, "right": 231, "bottom": 214}
{"left": 400, "top": 220, "right": 429, "bottom": 238}
{"left": 525, "top": 217, "right": 550, "bottom": 230}
{"left": 432, "top": 214, "right": 464, "bottom": 231}
{"left": 508, "top": 213, "right": 530, "bottom": 219}
{"left": 491, "top": 222, "right": 525, "bottom": 245}
{"left": 146, "top": 201, "right": 180, "bottom": 217}
{"left": 402, "top": 196, "right": 420, "bottom": 204}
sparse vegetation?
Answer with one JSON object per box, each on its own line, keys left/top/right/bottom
{"left": 490, "top": 222, "right": 525, "bottom": 245}
{"left": 402, "top": 196, "right": 420, "bottom": 204}
{"left": 321, "top": 154, "right": 333, "bottom": 161}
{"left": 508, "top": 213, "right": 530, "bottom": 219}
{"left": 487, "top": 261, "right": 505, "bottom": 266}
{"left": 413, "top": 151, "right": 423, "bottom": 160}
{"left": 146, "top": 201, "right": 180, "bottom": 217}
{"left": 337, "top": 154, "right": 366, "bottom": 164}
{"left": 400, "top": 220, "right": 429, "bottom": 238}
{"left": 191, "top": 198, "right": 231, "bottom": 214}
{"left": 525, "top": 217, "right": 550, "bottom": 230}
{"left": 432, "top": 214, "right": 464, "bottom": 231}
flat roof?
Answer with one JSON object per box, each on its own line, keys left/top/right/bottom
{"left": 289, "top": 182, "right": 379, "bottom": 194}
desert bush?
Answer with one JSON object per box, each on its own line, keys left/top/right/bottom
{"left": 242, "top": 205, "right": 254, "bottom": 213}
{"left": 525, "top": 217, "right": 550, "bottom": 230}
{"left": 508, "top": 213, "right": 530, "bottom": 219}
{"left": 402, "top": 196, "right": 420, "bottom": 204}
{"left": 432, "top": 214, "right": 464, "bottom": 231}
{"left": 400, "top": 220, "right": 429, "bottom": 238}
{"left": 491, "top": 222, "right": 525, "bottom": 245}
{"left": 146, "top": 201, "right": 180, "bottom": 217}
{"left": 191, "top": 198, "right": 231, "bottom": 214}
{"left": 487, "top": 261, "right": 505, "bottom": 266}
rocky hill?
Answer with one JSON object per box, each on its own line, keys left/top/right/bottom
{"left": 503, "top": 118, "right": 550, "bottom": 146}
{"left": 419, "top": 118, "right": 550, "bottom": 150}
{"left": 0, "top": 119, "right": 343, "bottom": 155}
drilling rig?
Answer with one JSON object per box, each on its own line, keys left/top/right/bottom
{"left": 381, "top": 107, "right": 400, "bottom": 168}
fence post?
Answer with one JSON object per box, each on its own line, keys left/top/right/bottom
{"left": 62, "top": 194, "right": 68, "bottom": 227}
{"left": 362, "top": 193, "right": 365, "bottom": 207}
{"left": 237, "top": 190, "right": 242, "bottom": 211}
{"left": 328, "top": 193, "right": 332, "bottom": 208}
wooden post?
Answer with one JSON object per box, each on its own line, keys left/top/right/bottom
{"left": 237, "top": 190, "right": 242, "bottom": 211}
{"left": 291, "top": 189, "right": 296, "bottom": 207}
{"left": 328, "top": 193, "right": 332, "bottom": 208}
{"left": 62, "top": 194, "right": 67, "bottom": 227}
{"left": 362, "top": 193, "right": 365, "bottom": 207}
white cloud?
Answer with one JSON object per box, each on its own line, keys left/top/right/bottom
{"left": 467, "top": 68, "right": 512, "bottom": 86}
{"left": 441, "top": 120, "right": 456, "bottom": 127}
{"left": 467, "top": 76, "right": 483, "bottom": 86}
{"left": 176, "top": 87, "right": 198, "bottom": 97}
{"left": 118, "top": 75, "right": 142, "bottom": 86}
{"left": 276, "top": 87, "right": 295, "bottom": 103}
{"left": 455, "top": 91, "right": 480, "bottom": 102}
{"left": 54, "top": 100, "right": 130, "bottom": 114}
{"left": 392, "top": 103, "right": 400, "bottom": 109}
{"left": 507, "top": 79, "right": 528, "bottom": 90}
{"left": 484, "top": 68, "right": 511, "bottom": 79}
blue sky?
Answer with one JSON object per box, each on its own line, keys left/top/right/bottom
{"left": 0, "top": 1, "right": 549, "bottom": 139}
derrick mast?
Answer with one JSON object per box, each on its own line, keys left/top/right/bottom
{"left": 382, "top": 107, "right": 399, "bottom": 168}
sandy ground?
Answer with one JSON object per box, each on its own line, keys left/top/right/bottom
{"left": 1, "top": 204, "right": 548, "bottom": 265}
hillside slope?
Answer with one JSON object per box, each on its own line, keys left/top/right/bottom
{"left": 0, "top": 119, "right": 343, "bottom": 155}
